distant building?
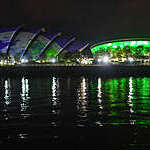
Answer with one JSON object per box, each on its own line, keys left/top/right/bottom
{"left": 0, "top": 25, "right": 89, "bottom": 64}
{"left": 90, "top": 38, "right": 150, "bottom": 64}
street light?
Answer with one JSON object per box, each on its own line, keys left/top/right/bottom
{"left": 51, "top": 58, "right": 56, "bottom": 63}
{"left": 128, "top": 57, "right": 134, "bottom": 63}
{"left": 97, "top": 58, "right": 102, "bottom": 63}
{"left": 102, "top": 56, "right": 109, "bottom": 63}
{"left": 21, "top": 58, "right": 28, "bottom": 64}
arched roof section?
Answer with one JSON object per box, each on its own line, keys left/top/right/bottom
{"left": 37, "top": 32, "right": 62, "bottom": 60}
{"left": 6, "top": 25, "right": 24, "bottom": 57}
{"left": 25, "top": 34, "right": 49, "bottom": 60}
{"left": 67, "top": 41, "right": 89, "bottom": 52}
{"left": 0, "top": 26, "right": 89, "bottom": 61}
{"left": 56, "top": 37, "right": 76, "bottom": 57}
{"left": 0, "top": 27, "right": 20, "bottom": 54}
{"left": 8, "top": 28, "right": 44, "bottom": 57}
{"left": 21, "top": 28, "right": 45, "bottom": 58}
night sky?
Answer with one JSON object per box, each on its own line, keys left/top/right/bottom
{"left": 1, "top": 0, "right": 150, "bottom": 43}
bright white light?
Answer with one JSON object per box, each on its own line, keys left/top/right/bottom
{"left": 128, "top": 77, "right": 134, "bottom": 118}
{"left": 81, "top": 59, "right": 88, "bottom": 64}
{"left": 102, "top": 56, "right": 109, "bottom": 63}
{"left": 131, "top": 41, "right": 136, "bottom": 46}
{"left": 113, "top": 46, "right": 117, "bottom": 48}
{"left": 21, "top": 77, "right": 30, "bottom": 112}
{"left": 78, "top": 77, "right": 88, "bottom": 113}
{"left": 143, "top": 41, "right": 148, "bottom": 45}
{"left": 128, "top": 77, "right": 136, "bottom": 125}
{"left": 97, "top": 77, "right": 103, "bottom": 109}
{"left": 128, "top": 57, "right": 134, "bottom": 62}
{"left": 97, "top": 58, "right": 101, "bottom": 63}
{"left": 4, "top": 79, "right": 11, "bottom": 105}
{"left": 4, "top": 60, "right": 7, "bottom": 65}
{"left": 144, "top": 59, "right": 149, "bottom": 62}
{"left": 137, "top": 41, "right": 143, "bottom": 45}
{"left": 107, "top": 43, "right": 112, "bottom": 46}
{"left": 52, "top": 77, "right": 57, "bottom": 105}
{"left": 51, "top": 58, "right": 56, "bottom": 63}
{"left": 21, "top": 58, "right": 28, "bottom": 64}
{"left": 79, "top": 77, "right": 88, "bottom": 100}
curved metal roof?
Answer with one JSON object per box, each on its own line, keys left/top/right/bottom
{"left": 0, "top": 26, "right": 89, "bottom": 60}
{"left": 91, "top": 38, "right": 150, "bottom": 49}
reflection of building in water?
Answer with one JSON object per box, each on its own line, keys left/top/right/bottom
{"left": 51, "top": 76, "right": 60, "bottom": 115}
{"left": 80, "top": 77, "right": 88, "bottom": 100}
{"left": 130, "top": 77, "right": 150, "bottom": 126}
{"left": 52, "top": 77, "right": 58, "bottom": 106}
{"left": 100, "top": 77, "right": 150, "bottom": 126}
{"left": 97, "top": 77, "right": 103, "bottom": 109}
{"left": 3, "top": 78, "right": 22, "bottom": 120}
{"left": 128, "top": 77, "right": 134, "bottom": 112}
{"left": 4, "top": 78, "right": 11, "bottom": 105}
{"left": 128, "top": 77, "right": 135, "bottom": 125}
{"left": 77, "top": 77, "right": 88, "bottom": 118}
{"left": 95, "top": 77, "right": 103, "bottom": 126}
{"left": 30, "top": 77, "right": 50, "bottom": 99}
{"left": 101, "top": 78, "right": 131, "bottom": 125}
{"left": 21, "top": 77, "right": 30, "bottom": 112}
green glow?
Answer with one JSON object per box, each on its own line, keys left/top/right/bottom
{"left": 45, "top": 42, "right": 61, "bottom": 59}
{"left": 89, "top": 77, "right": 150, "bottom": 127}
{"left": 91, "top": 40, "right": 150, "bottom": 57}
{"left": 25, "top": 41, "right": 61, "bottom": 59}
{"left": 27, "top": 41, "right": 45, "bottom": 59}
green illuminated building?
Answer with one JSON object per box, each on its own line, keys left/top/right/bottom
{"left": 90, "top": 38, "right": 150, "bottom": 62}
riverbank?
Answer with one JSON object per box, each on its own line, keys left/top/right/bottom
{"left": 1, "top": 64, "right": 150, "bottom": 77}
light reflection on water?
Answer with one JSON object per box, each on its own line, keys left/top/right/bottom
{"left": 76, "top": 77, "right": 88, "bottom": 127}
{"left": 2, "top": 76, "right": 150, "bottom": 126}
{"left": 1, "top": 76, "right": 150, "bottom": 146}
{"left": 1, "top": 76, "right": 150, "bottom": 126}
{"left": 20, "top": 77, "right": 30, "bottom": 118}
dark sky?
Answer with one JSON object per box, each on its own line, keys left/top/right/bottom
{"left": 1, "top": 0, "right": 150, "bottom": 43}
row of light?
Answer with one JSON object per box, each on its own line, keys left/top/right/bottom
{"left": 96, "top": 56, "right": 135, "bottom": 64}
{"left": 1, "top": 56, "right": 149, "bottom": 65}
{"left": 21, "top": 58, "right": 56, "bottom": 64}
{"left": 0, "top": 58, "right": 57, "bottom": 65}
{"left": 97, "top": 56, "right": 109, "bottom": 63}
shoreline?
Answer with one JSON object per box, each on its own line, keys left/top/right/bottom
{"left": 0, "top": 64, "right": 150, "bottom": 77}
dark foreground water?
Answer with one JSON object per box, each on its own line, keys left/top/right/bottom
{"left": 1, "top": 74, "right": 150, "bottom": 149}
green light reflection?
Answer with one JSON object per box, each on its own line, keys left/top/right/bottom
{"left": 88, "top": 77, "right": 150, "bottom": 127}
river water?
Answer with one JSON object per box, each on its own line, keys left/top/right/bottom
{"left": 1, "top": 75, "right": 150, "bottom": 149}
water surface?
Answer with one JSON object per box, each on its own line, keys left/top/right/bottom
{"left": 1, "top": 75, "right": 150, "bottom": 149}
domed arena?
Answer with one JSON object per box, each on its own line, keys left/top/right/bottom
{"left": 90, "top": 38, "right": 150, "bottom": 64}
{"left": 0, "top": 25, "right": 89, "bottom": 65}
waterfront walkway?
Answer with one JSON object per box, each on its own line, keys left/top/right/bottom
{"left": 0, "top": 63, "right": 150, "bottom": 77}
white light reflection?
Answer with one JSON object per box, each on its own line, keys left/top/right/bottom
{"left": 128, "top": 77, "right": 135, "bottom": 125}
{"left": 21, "top": 77, "right": 30, "bottom": 114}
{"left": 95, "top": 77, "right": 103, "bottom": 126}
{"left": 80, "top": 77, "right": 88, "bottom": 100}
{"left": 17, "top": 133, "right": 28, "bottom": 139}
{"left": 128, "top": 77, "right": 133, "bottom": 113}
{"left": 97, "top": 77, "right": 103, "bottom": 109}
{"left": 77, "top": 77, "right": 88, "bottom": 118}
{"left": 52, "top": 77, "right": 57, "bottom": 106}
{"left": 4, "top": 79, "right": 11, "bottom": 105}
{"left": 51, "top": 76, "right": 60, "bottom": 116}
